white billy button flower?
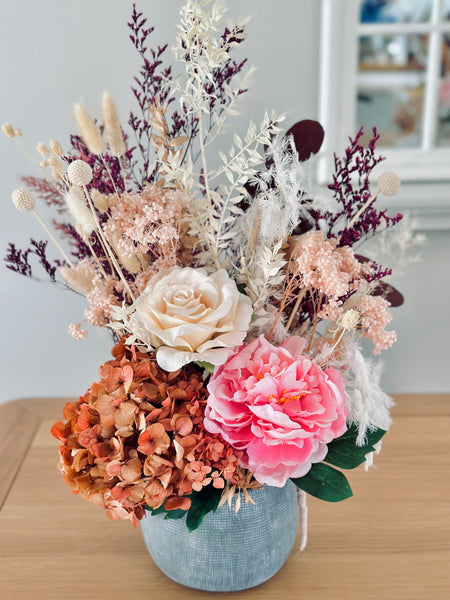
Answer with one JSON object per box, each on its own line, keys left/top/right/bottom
{"left": 67, "top": 160, "right": 93, "bottom": 186}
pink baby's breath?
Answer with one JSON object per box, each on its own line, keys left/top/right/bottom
{"left": 356, "top": 294, "right": 396, "bottom": 354}
{"left": 69, "top": 322, "right": 88, "bottom": 340}
{"left": 293, "top": 230, "right": 371, "bottom": 299}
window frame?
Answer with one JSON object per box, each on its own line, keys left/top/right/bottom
{"left": 317, "top": 0, "right": 450, "bottom": 192}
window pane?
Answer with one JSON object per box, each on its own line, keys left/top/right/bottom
{"left": 444, "top": 0, "right": 450, "bottom": 21}
{"left": 359, "top": 0, "right": 433, "bottom": 23}
{"left": 356, "top": 34, "right": 428, "bottom": 147}
{"left": 437, "top": 33, "right": 450, "bottom": 145}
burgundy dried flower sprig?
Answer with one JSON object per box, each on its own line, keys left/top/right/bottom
{"left": 128, "top": 4, "right": 174, "bottom": 187}
{"left": 322, "top": 128, "right": 403, "bottom": 247}
{"left": 5, "top": 239, "right": 63, "bottom": 283}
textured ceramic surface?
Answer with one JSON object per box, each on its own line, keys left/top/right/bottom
{"left": 140, "top": 481, "right": 298, "bottom": 592}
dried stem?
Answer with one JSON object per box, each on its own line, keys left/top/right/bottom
{"left": 82, "top": 185, "right": 136, "bottom": 302}
{"left": 32, "top": 210, "right": 74, "bottom": 267}
{"left": 285, "top": 288, "right": 307, "bottom": 332}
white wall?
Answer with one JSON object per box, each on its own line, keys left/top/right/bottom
{"left": 0, "top": 0, "right": 448, "bottom": 403}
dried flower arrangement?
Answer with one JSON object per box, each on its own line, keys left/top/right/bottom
{"left": 4, "top": 0, "right": 408, "bottom": 543}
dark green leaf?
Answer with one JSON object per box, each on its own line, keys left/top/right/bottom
{"left": 148, "top": 505, "right": 166, "bottom": 515}
{"left": 193, "top": 361, "right": 215, "bottom": 373}
{"left": 325, "top": 426, "right": 386, "bottom": 469}
{"left": 164, "top": 509, "right": 186, "bottom": 520}
{"left": 292, "top": 463, "right": 353, "bottom": 502}
{"left": 147, "top": 503, "right": 189, "bottom": 520}
{"left": 186, "top": 486, "right": 222, "bottom": 532}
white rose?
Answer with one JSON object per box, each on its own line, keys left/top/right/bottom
{"left": 129, "top": 266, "right": 253, "bottom": 371}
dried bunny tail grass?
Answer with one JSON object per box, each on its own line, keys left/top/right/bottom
{"left": 48, "top": 156, "right": 65, "bottom": 182}
{"left": 91, "top": 189, "right": 110, "bottom": 213}
{"left": 102, "top": 92, "right": 126, "bottom": 157}
{"left": 73, "top": 103, "right": 105, "bottom": 155}
{"left": 59, "top": 266, "right": 95, "bottom": 295}
{"left": 36, "top": 142, "right": 48, "bottom": 157}
{"left": 2, "top": 123, "right": 15, "bottom": 138}
{"left": 108, "top": 231, "right": 141, "bottom": 274}
{"left": 65, "top": 187, "right": 96, "bottom": 234}
{"left": 49, "top": 139, "right": 64, "bottom": 157}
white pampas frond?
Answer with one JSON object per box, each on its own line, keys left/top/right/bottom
{"left": 253, "top": 135, "right": 314, "bottom": 247}
{"left": 65, "top": 187, "right": 96, "bottom": 235}
{"left": 341, "top": 341, "right": 394, "bottom": 445}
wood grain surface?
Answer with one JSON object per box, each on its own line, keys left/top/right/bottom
{"left": 0, "top": 395, "right": 449, "bottom": 600}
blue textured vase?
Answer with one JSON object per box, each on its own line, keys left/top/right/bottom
{"left": 140, "top": 481, "right": 298, "bottom": 592}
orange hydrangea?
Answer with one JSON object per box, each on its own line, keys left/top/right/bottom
{"left": 51, "top": 337, "right": 241, "bottom": 525}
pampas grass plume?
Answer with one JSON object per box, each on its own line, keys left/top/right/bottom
{"left": 74, "top": 103, "right": 105, "bottom": 155}
{"left": 102, "top": 92, "right": 126, "bottom": 157}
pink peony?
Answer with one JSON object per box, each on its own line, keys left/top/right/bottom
{"left": 204, "top": 335, "right": 348, "bottom": 487}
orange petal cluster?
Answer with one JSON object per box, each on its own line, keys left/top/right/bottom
{"left": 51, "top": 337, "right": 241, "bottom": 525}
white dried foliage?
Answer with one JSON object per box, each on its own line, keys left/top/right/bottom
{"left": 173, "top": 0, "right": 248, "bottom": 117}
{"left": 360, "top": 212, "right": 426, "bottom": 278}
{"left": 186, "top": 112, "right": 282, "bottom": 268}
{"left": 239, "top": 240, "right": 286, "bottom": 334}
{"left": 252, "top": 135, "right": 314, "bottom": 246}
{"left": 109, "top": 303, "right": 145, "bottom": 349}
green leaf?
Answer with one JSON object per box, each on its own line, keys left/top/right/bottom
{"left": 186, "top": 486, "right": 222, "bottom": 532}
{"left": 164, "top": 509, "right": 186, "bottom": 520}
{"left": 291, "top": 463, "right": 353, "bottom": 502}
{"left": 325, "top": 426, "right": 386, "bottom": 470}
{"left": 193, "top": 361, "right": 215, "bottom": 373}
{"left": 148, "top": 505, "right": 166, "bottom": 516}
{"left": 147, "top": 503, "right": 189, "bottom": 520}
{"left": 237, "top": 283, "right": 248, "bottom": 295}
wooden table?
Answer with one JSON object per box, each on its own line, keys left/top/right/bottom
{"left": 0, "top": 395, "right": 449, "bottom": 600}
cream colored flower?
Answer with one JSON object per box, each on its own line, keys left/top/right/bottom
{"left": 129, "top": 266, "right": 253, "bottom": 371}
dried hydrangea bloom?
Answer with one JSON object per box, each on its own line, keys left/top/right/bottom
{"left": 51, "top": 337, "right": 241, "bottom": 525}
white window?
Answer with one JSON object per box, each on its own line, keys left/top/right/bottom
{"left": 318, "top": 0, "right": 450, "bottom": 227}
